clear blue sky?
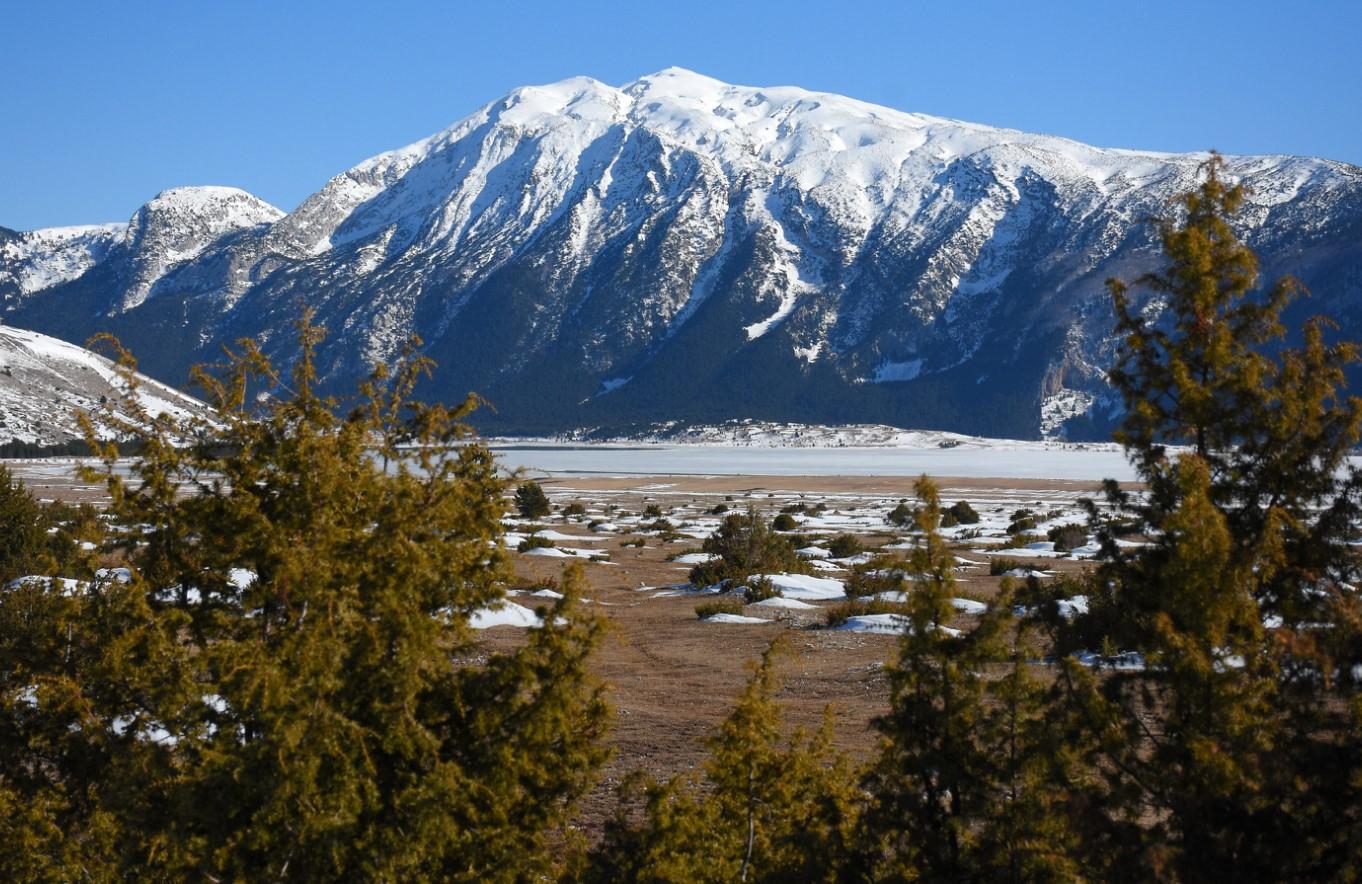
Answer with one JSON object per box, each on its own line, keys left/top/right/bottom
{"left": 4, "top": 0, "right": 1359, "bottom": 230}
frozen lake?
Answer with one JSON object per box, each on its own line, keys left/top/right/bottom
{"left": 489, "top": 442, "right": 1139, "bottom": 482}
{"left": 1, "top": 441, "right": 1141, "bottom": 490}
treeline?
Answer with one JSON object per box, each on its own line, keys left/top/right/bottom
{"left": 0, "top": 438, "right": 99, "bottom": 459}
{"left": 0, "top": 437, "right": 149, "bottom": 459}
{"left": 2, "top": 158, "right": 1361, "bottom": 881}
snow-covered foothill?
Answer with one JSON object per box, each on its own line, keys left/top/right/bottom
{"left": 0, "top": 324, "right": 218, "bottom": 446}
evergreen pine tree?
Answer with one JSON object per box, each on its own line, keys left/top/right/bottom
{"left": 0, "top": 316, "right": 611, "bottom": 881}
{"left": 0, "top": 466, "right": 56, "bottom": 583}
{"left": 863, "top": 477, "right": 1077, "bottom": 881}
{"left": 588, "top": 638, "right": 859, "bottom": 882}
{"left": 1056, "top": 155, "right": 1362, "bottom": 879}
{"left": 514, "top": 480, "right": 552, "bottom": 519}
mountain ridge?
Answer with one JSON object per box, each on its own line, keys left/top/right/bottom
{"left": 4, "top": 68, "right": 1361, "bottom": 441}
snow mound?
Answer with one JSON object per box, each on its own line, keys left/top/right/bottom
{"left": 751, "top": 573, "right": 846, "bottom": 600}
{"left": 670, "top": 552, "right": 717, "bottom": 564}
{"left": 751, "top": 596, "right": 820, "bottom": 610}
{"left": 834, "top": 614, "right": 910, "bottom": 634}
{"left": 470, "top": 601, "right": 542, "bottom": 629}
{"left": 834, "top": 614, "right": 962, "bottom": 636}
{"left": 702, "top": 613, "right": 775, "bottom": 625}
{"left": 526, "top": 529, "right": 605, "bottom": 542}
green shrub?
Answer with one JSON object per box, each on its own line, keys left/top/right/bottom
{"left": 1048, "top": 523, "right": 1088, "bottom": 551}
{"left": 989, "top": 557, "right": 1026, "bottom": 576}
{"left": 643, "top": 503, "right": 663, "bottom": 519}
{"left": 562, "top": 502, "right": 587, "bottom": 519}
{"left": 845, "top": 558, "right": 909, "bottom": 598}
{"left": 1106, "top": 517, "right": 1142, "bottom": 537}
{"left": 517, "top": 535, "right": 555, "bottom": 552}
{"left": 947, "top": 500, "right": 980, "bottom": 524}
{"left": 887, "top": 502, "right": 915, "bottom": 526}
{"left": 695, "top": 597, "right": 746, "bottom": 619}
{"left": 743, "top": 576, "right": 781, "bottom": 603}
{"left": 827, "top": 534, "right": 864, "bottom": 559}
{"left": 772, "top": 513, "right": 798, "bottom": 531}
{"left": 824, "top": 597, "right": 909, "bottom": 628}
{"left": 0, "top": 466, "right": 62, "bottom": 583}
{"left": 689, "top": 508, "right": 807, "bottom": 587}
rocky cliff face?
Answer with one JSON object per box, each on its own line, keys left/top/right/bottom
{"left": 4, "top": 68, "right": 1361, "bottom": 439}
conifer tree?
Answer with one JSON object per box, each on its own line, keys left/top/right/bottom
{"left": 863, "top": 477, "right": 1077, "bottom": 881}
{"left": 0, "top": 466, "right": 57, "bottom": 583}
{"left": 0, "top": 316, "right": 611, "bottom": 881}
{"left": 1103, "top": 152, "right": 1362, "bottom": 629}
{"left": 1057, "top": 155, "right": 1362, "bottom": 878}
{"left": 588, "top": 638, "right": 859, "bottom": 882}
{"left": 514, "top": 480, "right": 552, "bottom": 519}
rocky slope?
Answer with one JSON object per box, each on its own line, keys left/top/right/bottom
{"left": 4, "top": 69, "right": 1361, "bottom": 440}
{"left": 0, "top": 324, "right": 216, "bottom": 448}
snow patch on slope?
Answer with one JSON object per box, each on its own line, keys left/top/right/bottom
{"left": 870, "top": 358, "right": 924, "bottom": 383}
{"left": 1040, "top": 388, "right": 1097, "bottom": 439}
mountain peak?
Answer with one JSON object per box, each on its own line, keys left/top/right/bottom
{"left": 118, "top": 186, "right": 283, "bottom": 310}
{"left": 624, "top": 66, "right": 730, "bottom": 95}
{"left": 135, "top": 186, "right": 282, "bottom": 225}
{"left": 4, "top": 72, "right": 1361, "bottom": 442}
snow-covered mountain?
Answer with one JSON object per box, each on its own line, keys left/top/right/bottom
{"left": 4, "top": 68, "right": 1361, "bottom": 440}
{"left": 0, "top": 325, "right": 215, "bottom": 448}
